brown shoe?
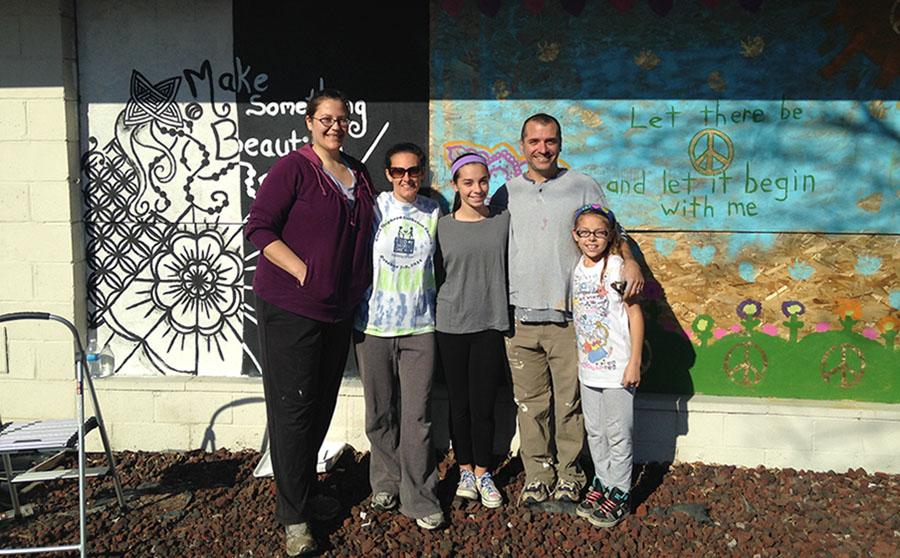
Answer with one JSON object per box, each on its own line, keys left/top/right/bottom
{"left": 285, "top": 522, "right": 318, "bottom": 556}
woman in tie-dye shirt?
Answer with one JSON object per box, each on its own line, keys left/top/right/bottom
{"left": 353, "top": 142, "right": 444, "bottom": 531}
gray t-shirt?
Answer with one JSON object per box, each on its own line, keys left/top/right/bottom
{"left": 434, "top": 209, "right": 510, "bottom": 334}
{"left": 492, "top": 170, "right": 610, "bottom": 323}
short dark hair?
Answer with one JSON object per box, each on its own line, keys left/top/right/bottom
{"left": 520, "top": 113, "right": 562, "bottom": 142}
{"left": 307, "top": 88, "right": 351, "bottom": 117}
{"left": 384, "top": 142, "right": 425, "bottom": 170}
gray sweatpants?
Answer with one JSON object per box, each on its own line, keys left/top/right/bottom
{"left": 581, "top": 384, "right": 634, "bottom": 493}
{"left": 354, "top": 331, "right": 441, "bottom": 519}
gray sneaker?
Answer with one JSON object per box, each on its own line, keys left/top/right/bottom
{"left": 456, "top": 469, "right": 478, "bottom": 500}
{"left": 370, "top": 492, "right": 398, "bottom": 511}
{"left": 519, "top": 480, "right": 550, "bottom": 505}
{"left": 415, "top": 511, "right": 445, "bottom": 530}
{"left": 553, "top": 479, "right": 581, "bottom": 503}
{"left": 476, "top": 472, "right": 503, "bottom": 508}
{"left": 285, "top": 522, "right": 318, "bottom": 556}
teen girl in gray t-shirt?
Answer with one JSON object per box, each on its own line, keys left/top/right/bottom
{"left": 435, "top": 153, "right": 509, "bottom": 510}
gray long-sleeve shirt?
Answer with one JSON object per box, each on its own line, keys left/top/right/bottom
{"left": 491, "top": 169, "right": 610, "bottom": 323}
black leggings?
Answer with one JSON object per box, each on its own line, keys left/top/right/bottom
{"left": 436, "top": 330, "right": 506, "bottom": 469}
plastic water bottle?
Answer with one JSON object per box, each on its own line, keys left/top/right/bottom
{"left": 99, "top": 343, "right": 115, "bottom": 377}
{"left": 85, "top": 338, "right": 101, "bottom": 378}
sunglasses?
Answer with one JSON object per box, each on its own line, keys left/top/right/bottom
{"left": 388, "top": 166, "right": 423, "bottom": 179}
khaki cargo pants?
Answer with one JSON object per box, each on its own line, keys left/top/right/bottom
{"left": 506, "top": 321, "right": 586, "bottom": 488}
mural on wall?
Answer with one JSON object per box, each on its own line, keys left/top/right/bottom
{"left": 77, "top": 0, "right": 429, "bottom": 377}
{"left": 75, "top": 0, "right": 897, "bottom": 401}
{"left": 81, "top": 66, "right": 250, "bottom": 376}
{"left": 430, "top": 0, "right": 899, "bottom": 402}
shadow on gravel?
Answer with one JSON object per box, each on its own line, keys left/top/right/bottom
{"left": 631, "top": 461, "right": 673, "bottom": 509}
{"left": 159, "top": 458, "right": 242, "bottom": 490}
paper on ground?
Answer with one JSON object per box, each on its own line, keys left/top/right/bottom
{"left": 253, "top": 441, "right": 348, "bottom": 478}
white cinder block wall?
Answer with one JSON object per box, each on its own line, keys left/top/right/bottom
{"left": 0, "top": 0, "right": 85, "bottom": 422}
{"left": 0, "top": 0, "right": 897, "bottom": 476}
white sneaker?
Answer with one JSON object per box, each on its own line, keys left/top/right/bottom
{"left": 456, "top": 469, "right": 478, "bottom": 500}
{"left": 416, "top": 511, "right": 444, "bottom": 530}
{"left": 476, "top": 472, "right": 503, "bottom": 508}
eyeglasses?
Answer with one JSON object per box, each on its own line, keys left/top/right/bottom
{"left": 574, "top": 229, "right": 609, "bottom": 239}
{"left": 311, "top": 116, "right": 350, "bottom": 128}
{"left": 388, "top": 166, "right": 423, "bottom": 179}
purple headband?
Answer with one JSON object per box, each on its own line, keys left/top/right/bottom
{"left": 450, "top": 154, "right": 489, "bottom": 177}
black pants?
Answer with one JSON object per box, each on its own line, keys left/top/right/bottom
{"left": 436, "top": 329, "right": 506, "bottom": 469}
{"left": 256, "top": 297, "right": 351, "bottom": 525}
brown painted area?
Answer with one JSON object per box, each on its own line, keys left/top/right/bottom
{"left": 633, "top": 232, "right": 899, "bottom": 329}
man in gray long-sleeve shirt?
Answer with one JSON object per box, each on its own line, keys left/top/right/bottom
{"left": 492, "top": 113, "right": 644, "bottom": 504}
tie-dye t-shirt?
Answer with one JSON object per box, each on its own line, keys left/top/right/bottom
{"left": 571, "top": 255, "right": 633, "bottom": 388}
{"left": 355, "top": 192, "right": 441, "bottom": 336}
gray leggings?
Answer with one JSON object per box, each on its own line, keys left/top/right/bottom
{"left": 354, "top": 331, "right": 441, "bottom": 519}
{"left": 581, "top": 384, "right": 634, "bottom": 493}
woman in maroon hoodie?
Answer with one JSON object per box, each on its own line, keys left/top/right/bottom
{"left": 245, "top": 89, "right": 375, "bottom": 556}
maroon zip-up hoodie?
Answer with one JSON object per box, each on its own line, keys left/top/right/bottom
{"left": 245, "top": 144, "right": 375, "bottom": 322}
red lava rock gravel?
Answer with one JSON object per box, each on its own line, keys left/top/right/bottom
{"left": 1, "top": 449, "right": 898, "bottom": 556}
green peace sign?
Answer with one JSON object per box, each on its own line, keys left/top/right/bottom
{"left": 689, "top": 128, "right": 734, "bottom": 176}
{"left": 723, "top": 340, "right": 767, "bottom": 386}
{"left": 820, "top": 343, "right": 865, "bottom": 388}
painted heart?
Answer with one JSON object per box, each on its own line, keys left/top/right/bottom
{"left": 690, "top": 244, "right": 716, "bottom": 266}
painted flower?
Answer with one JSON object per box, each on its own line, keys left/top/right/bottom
{"left": 740, "top": 35, "right": 765, "bottom": 58}
{"left": 834, "top": 298, "right": 863, "bottom": 320}
{"left": 536, "top": 40, "right": 560, "bottom": 63}
{"left": 815, "top": 322, "right": 831, "bottom": 332}
{"left": 862, "top": 327, "right": 879, "bottom": 340}
{"left": 713, "top": 327, "right": 729, "bottom": 339}
{"left": 633, "top": 49, "right": 660, "bottom": 70}
{"left": 781, "top": 300, "right": 806, "bottom": 317}
{"left": 492, "top": 80, "right": 510, "bottom": 100}
{"left": 761, "top": 323, "right": 779, "bottom": 336}
{"left": 876, "top": 315, "right": 900, "bottom": 333}
{"left": 691, "top": 314, "right": 715, "bottom": 346}
{"left": 692, "top": 314, "right": 713, "bottom": 333}
{"left": 151, "top": 229, "right": 242, "bottom": 336}
{"left": 736, "top": 299, "right": 762, "bottom": 320}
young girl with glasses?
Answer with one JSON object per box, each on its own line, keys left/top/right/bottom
{"left": 434, "top": 153, "right": 510, "bottom": 509}
{"left": 569, "top": 204, "right": 644, "bottom": 528}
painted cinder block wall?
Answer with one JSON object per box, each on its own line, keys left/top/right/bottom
{"left": 0, "top": 0, "right": 86, "bottom": 421}
{"left": 0, "top": 0, "right": 897, "bottom": 474}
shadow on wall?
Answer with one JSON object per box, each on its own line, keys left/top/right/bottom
{"left": 198, "top": 397, "right": 265, "bottom": 453}
{"left": 630, "top": 238, "right": 694, "bottom": 472}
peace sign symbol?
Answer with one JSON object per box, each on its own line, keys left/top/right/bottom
{"left": 689, "top": 128, "right": 734, "bottom": 176}
{"left": 820, "top": 343, "right": 865, "bottom": 388}
{"left": 723, "top": 341, "right": 767, "bottom": 385}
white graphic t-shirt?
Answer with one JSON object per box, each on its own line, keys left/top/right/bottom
{"left": 571, "top": 255, "right": 633, "bottom": 388}
{"left": 355, "top": 192, "right": 440, "bottom": 336}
